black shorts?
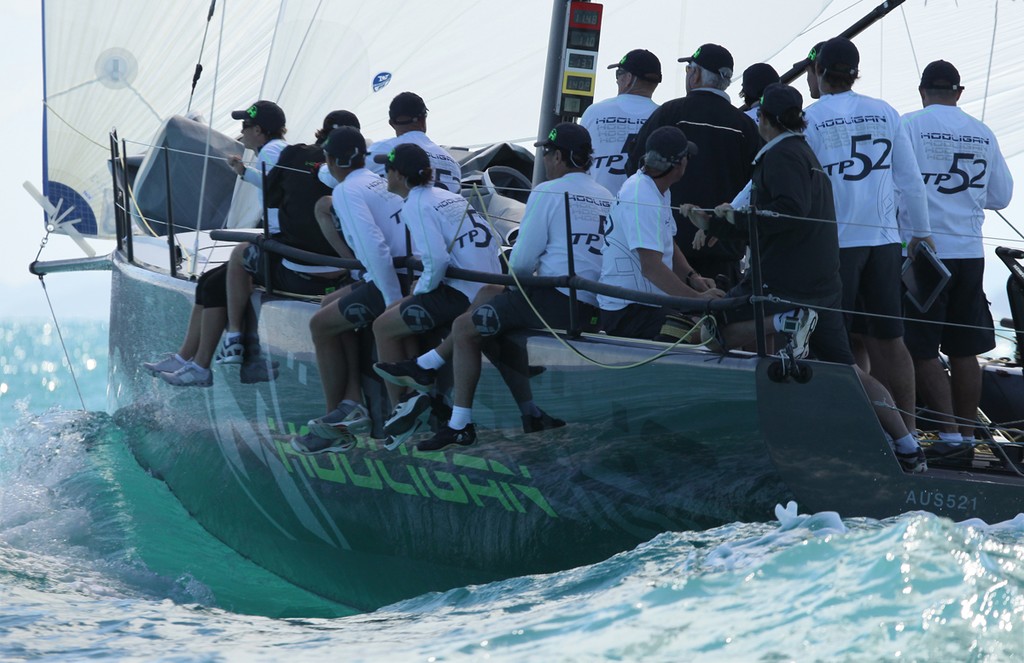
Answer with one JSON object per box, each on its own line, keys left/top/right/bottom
{"left": 718, "top": 283, "right": 855, "bottom": 365}
{"left": 399, "top": 284, "right": 470, "bottom": 333}
{"left": 243, "top": 243, "right": 345, "bottom": 297}
{"left": 904, "top": 257, "right": 995, "bottom": 359}
{"left": 336, "top": 280, "right": 386, "bottom": 329}
{"left": 471, "top": 287, "right": 598, "bottom": 337}
{"left": 601, "top": 304, "right": 678, "bottom": 340}
{"left": 839, "top": 244, "right": 904, "bottom": 339}
{"left": 195, "top": 264, "right": 228, "bottom": 308}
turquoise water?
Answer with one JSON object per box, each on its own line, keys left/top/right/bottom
{"left": 1, "top": 320, "right": 1022, "bottom": 661}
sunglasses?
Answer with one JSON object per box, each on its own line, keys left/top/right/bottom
{"left": 615, "top": 68, "right": 629, "bottom": 79}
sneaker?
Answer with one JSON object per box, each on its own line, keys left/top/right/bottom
{"left": 309, "top": 403, "right": 371, "bottom": 440}
{"left": 522, "top": 410, "right": 566, "bottom": 434}
{"left": 925, "top": 441, "right": 976, "bottom": 464}
{"left": 373, "top": 360, "right": 437, "bottom": 392}
{"left": 143, "top": 353, "right": 186, "bottom": 376}
{"left": 896, "top": 446, "right": 928, "bottom": 473}
{"left": 290, "top": 431, "right": 355, "bottom": 455}
{"left": 214, "top": 337, "right": 245, "bottom": 365}
{"left": 160, "top": 361, "right": 212, "bottom": 387}
{"left": 240, "top": 359, "right": 280, "bottom": 384}
{"left": 417, "top": 423, "right": 477, "bottom": 452}
{"left": 383, "top": 417, "right": 428, "bottom": 451}
{"left": 384, "top": 392, "right": 432, "bottom": 437}
{"left": 778, "top": 308, "right": 818, "bottom": 359}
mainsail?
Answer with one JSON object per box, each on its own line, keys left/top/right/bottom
{"left": 40, "top": 0, "right": 1024, "bottom": 239}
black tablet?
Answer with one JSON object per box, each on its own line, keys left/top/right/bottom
{"left": 902, "top": 242, "right": 951, "bottom": 313}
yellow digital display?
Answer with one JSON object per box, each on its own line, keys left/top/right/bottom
{"left": 562, "top": 72, "right": 595, "bottom": 95}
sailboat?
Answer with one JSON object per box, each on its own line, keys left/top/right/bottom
{"left": 28, "top": 0, "right": 1024, "bottom": 611}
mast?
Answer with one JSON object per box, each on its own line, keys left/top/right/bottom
{"left": 533, "top": 0, "right": 571, "bottom": 186}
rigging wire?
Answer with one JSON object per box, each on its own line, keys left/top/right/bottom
{"left": 186, "top": 0, "right": 217, "bottom": 113}
{"left": 32, "top": 230, "right": 87, "bottom": 412}
{"left": 192, "top": 0, "right": 228, "bottom": 277}
{"left": 982, "top": 0, "right": 999, "bottom": 122}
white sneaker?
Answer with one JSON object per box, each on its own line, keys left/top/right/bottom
{"left": 160, "top": 361, "right": 213, "bottom": 387}
{"left": 143, "top": 353, "right": 186, "bottom": 375}
{"left": 309, "top": 403, "right": 371, "bottom": 439}
{"left": 214, "top": 337, "right": 244, "bottom": 365}
{"left": 778, "top": 308, "right": 818, "bottom": 359}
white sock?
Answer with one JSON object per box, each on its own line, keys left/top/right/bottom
{"left": 938, "top": 432, "right": 964, "bottom": 444}
{"left": 225, "top": 331, "right": 242, "bottom": 345}
{"left": 417, "top": 350, "right": 446, "bottom": 370}
{"left": 174, "top": 353, "right": 188, "bottom": 363}
{"left": 893, "top": 434, "right": 918, "bottom": 453}
{"left": 449, "top": 406, "right": 473, "bottom": 430}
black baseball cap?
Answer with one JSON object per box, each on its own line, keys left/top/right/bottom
{"left": 793, "top": 41, "right": 826, "bottom": 70}
{"left": 760, "top": 83, "right": 803, "bottom": 117}
{"left": 646, "top": 126, "right": 698, "bottom": 165}
{"left": 817, "top": 37, "right": 859, "bottom": 75}
{"left": 323, "top": 126, "right": 367, "bottom": 166}
{"left": 535, "top": 122, "right": 592, "bottom": 154}
{"left": 322, "top": 110, "right": 360, "bottom": 132}
{"left": 230, "top": 100, "right": 286, "bottom": 133}
{"left": 742, "top": 63, "right": 780, "bottom": 99}
{"left": 678, "top": 43, "right": 734, "bottom": 78}
{"left": 372, "top": 143, "right": 431, "bottom": 178}
{"left": 609, "top": 49, "right": 662, "bottom": 83}
{"left": 389, "top": 92, "right": 428, "bottom": 123}
{"left": 920, "top": 60, "right": 963, "bottom": 91}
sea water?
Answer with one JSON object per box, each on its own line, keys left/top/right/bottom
{"left": 1, "top": 320, "right": 1022, "bottom": 661}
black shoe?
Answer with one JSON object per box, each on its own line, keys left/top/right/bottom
{"left": 417, "top": 423, "right": 477, "bottom": 452}
{"left": 240, "top": 359, "right": 280, "bottom": 384}
{"left": 384, "top": 392, "right": 432, "bottom": 436}
{"left": 925, "top": 441, "right": 976, "bottom": 464}
{"left": 896, "top": 447, "right": 928, "bottom": 473}
{"left": 522, "top": 410, "right": 565, "bottom": 434}
{"left": 373, "top": 360, "right": 436, "bottom": 392}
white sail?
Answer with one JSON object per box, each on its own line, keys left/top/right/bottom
{"left": 41, "top": 0, "right": 1024, "bottom": 239}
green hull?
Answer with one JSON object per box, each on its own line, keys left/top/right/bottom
{"left": 107, "top": 256, "right": 1024, "bottom": 611}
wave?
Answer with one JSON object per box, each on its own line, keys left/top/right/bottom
{"left": 1, "top": 407, "right": 1022, "bottom": 660}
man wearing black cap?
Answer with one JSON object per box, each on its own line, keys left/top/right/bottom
{"left": 740, "top": 62, "right": 779, "bottom": 123}
{"left": 598, "top": 126, "right": 723, "bottom": 339}
{"left": 625, "top": 43, "right": 761, "bottom": 288}
{"left": 581, "top": 49, "right": 662, "bottom": 194}
{"left": 293, "top": 126, "right": 406, "bottom": 454}
{"left": 900, "top": 60, "right": 1013, "bottom": 460}
{"left": 792, "top": 42, "right": 826, "bottom": 100}
{"left": 156, "top": 100, "right": 288, "bottom": 387}
{"left": 417, "top": 122, "right": 612, "bottom": 451}
{"left": 369, "top": 143, "right": 501, "bottom": 448}
{"left": 368, "top": 91, "right": 462, "bottom": 193}
{"left": 804, "top": 36, "right": 932, "bottom": 434}
{"left": 689, "top": 83, "right": 927, "bottom": 473}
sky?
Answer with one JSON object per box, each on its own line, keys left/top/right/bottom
{"left": 2, "top": 1, "right": 1022, "bottom": 328}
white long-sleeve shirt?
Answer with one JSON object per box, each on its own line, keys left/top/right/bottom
{"left": 402, "top": 185, "right": 500, "bottom": 301}
{"left": 240, "top": 138, "right": 287, "bottom": 233}
{"left": 507, "top": 171, "right": 612, "bottom": 306}
{"left": 581, "top": 94, "right": 658, "bottom": 195}
{"left": 898, "top": 104, "right": 1013, "bottom": 259}
{"left": 804, "top": 90, "right": 930, "bottom": 248}
{"left": 331, "top": 168, "right": 406, "bottom": 305}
